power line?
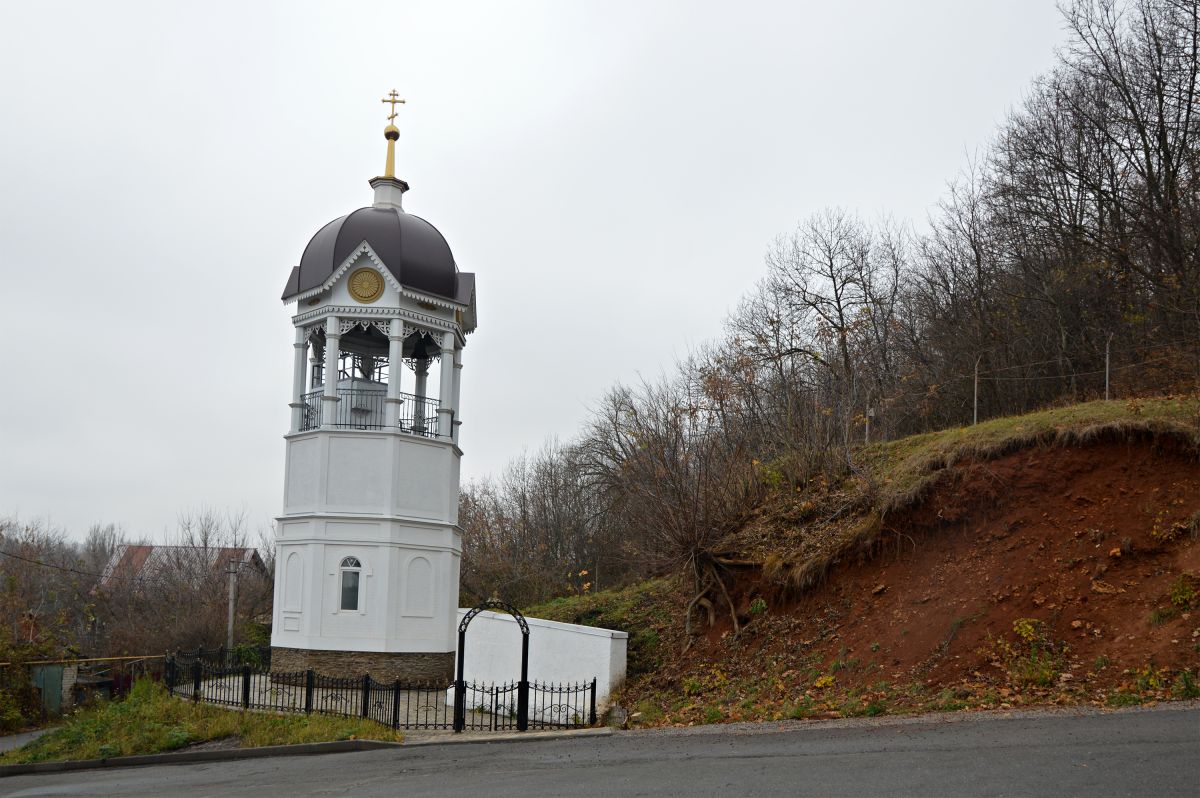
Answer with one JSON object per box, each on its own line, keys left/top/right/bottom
{"left": 0, "top": 547, "right": 119, "bottom": 582}
{"left": 976, "top": 354, "right": 1178, "bottom": 382}
{"left": 973, "top": 338, "right": 1197, "bottom": 378}
{"left": 0, "top": 547, "right": 153, "bottom": 586}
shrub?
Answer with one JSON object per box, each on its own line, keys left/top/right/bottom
{"left": 991, "top": 618, "right": 1066, "bottom": 688}
{"left": 1172, "top": 669, "right": 1200, "bottom": 699}
{"left": 0, "top": 664, "right": 41, "bottom": 733}
{"left": 1168, "top": 574, "right": 1198, "bottom": 609}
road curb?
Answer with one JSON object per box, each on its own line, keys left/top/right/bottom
{"left": 404, "top": 727, "right": 613, "bottom": 747}
{"left": 0, "top": 739, "right": 405, "bottom": 777}
{"left": 0, "top": 727, "right": 613, "bottom": 776}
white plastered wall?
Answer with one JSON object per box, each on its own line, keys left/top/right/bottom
{"left": 271, "top": 518, "right": 461, "bottom": 653}
{"left": 455, "top": 611, "right": 628, "bottom": 708}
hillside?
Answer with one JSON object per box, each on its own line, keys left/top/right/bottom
{"left": 529, "top": 398, "right": 1200, "bottom": 725}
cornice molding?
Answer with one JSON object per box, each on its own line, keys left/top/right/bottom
{"left": 294, "top": 305, "right": 465, "bottom": 347}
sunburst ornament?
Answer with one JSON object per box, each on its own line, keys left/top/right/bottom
{"left": 348, "top": 268, "right": 385, "bottom": 303}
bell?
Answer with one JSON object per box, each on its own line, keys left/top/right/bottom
{"left": 404, "top": 333, "right": 440, "bottom": 360}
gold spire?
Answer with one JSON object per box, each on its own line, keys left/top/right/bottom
{"left": 380, "top": 89, "right": 406, "bottom": 178}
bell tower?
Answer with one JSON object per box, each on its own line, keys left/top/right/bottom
{"left": 270, "top": 92, "right": 477, "bottom": 684}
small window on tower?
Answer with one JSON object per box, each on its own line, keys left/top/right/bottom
{"left": 339, "top": 556, "right": 362, "bottom": 611}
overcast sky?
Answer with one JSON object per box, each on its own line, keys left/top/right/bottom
{"left": 0, "top": 0, "right": 1065, "bottom": 542}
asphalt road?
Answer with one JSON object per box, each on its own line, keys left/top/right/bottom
{"left": 2, "top": 705, "right": 1196, "bottom": 797}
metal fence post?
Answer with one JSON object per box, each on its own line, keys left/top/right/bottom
{"left": 165, "top": 656, "right": 176, "bottom": 693}
{"left": 453, "top": 679, "right": 466, "bottom": 732}
{"left": 391, "top": 680, "right": 401, "bottom": 729}
{"left": 361, "top": 674, "right": 371, "bottom": 719}
{"left": 589, "top": 678, "right": 598, "bottom": 725}
{"left": 516, "top": 633, "right": 530, "bottom": 732}
{"left": 241, "top": 665, "right": 252, "bottom": 709}
{"left": 304, "top": 669, "right": 314, "bottom": 714}
{"left": 191, "top": 661, "right": 201, "bottom": 702}
{"left": 516, "top": 680, "right": 529, "bottom": 732}
{"left": 453, "top": 623, "right": 467, "bottom": 732}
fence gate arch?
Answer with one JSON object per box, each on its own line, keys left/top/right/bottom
{"left": 454, "top": 600, "right": 530, "bottom": 732}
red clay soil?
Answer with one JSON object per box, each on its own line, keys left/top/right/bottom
{"left": 665, "top": 438, "right": 1200, "bottom": 712}
{"left": 830, "top": 439, "right": 1199, "bottom": 685}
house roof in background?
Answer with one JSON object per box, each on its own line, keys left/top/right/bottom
{"left": 98, "top": 545, "right": 266, "bottom": 589}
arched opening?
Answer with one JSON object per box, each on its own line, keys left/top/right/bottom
{"left": 284, "top": 552, "right": 302, "bottom": 612}
{"left": 339, "top": 556, "right": 362, "bottom": 611}
{"left": 454, "top": 600, "right": 530, "bottom": 732}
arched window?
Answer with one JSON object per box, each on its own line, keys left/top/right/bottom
{"left": 339, "top": 556, "right": 362, "bottom": 611}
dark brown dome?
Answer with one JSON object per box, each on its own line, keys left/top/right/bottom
{"left": 282, "top": 207, "right": 459, "bottom": 301}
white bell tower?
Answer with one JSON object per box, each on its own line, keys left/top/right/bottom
{"left": 270, "top": 93, "right": 477, "bottom": 684}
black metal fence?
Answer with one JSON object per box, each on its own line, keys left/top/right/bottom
{"left": 300, "top": 390, "right": 322, "bottom": 431}
{"left": 174, "top": 646, "right": 272, "bottom": 669}
{"left": 164, "top": 651, "right": 596, "bottom": 733}
{"left": 298, "top": 389, "right": 449, "bottom": 439}
{"left": 528, "top": 680, "right": 597, "bottom": 730}
{"left": 337, "top": 387, "right": 387, "bottom": 429}
{"left": 397, "top": 391, "right": 443, "bottom": 438}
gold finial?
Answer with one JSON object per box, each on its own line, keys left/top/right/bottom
{"left": 380, "top": 89, "right": 405, "bottom": 178}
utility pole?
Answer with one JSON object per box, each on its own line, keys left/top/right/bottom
{"left": 226, "top": 559, "right": 240, "bottom": 651}
{"left": 1105, "top": 333, "right": 1114, "bottom": 401}
{"left": 973, "top": 355, "right": 982, "bottom": 426}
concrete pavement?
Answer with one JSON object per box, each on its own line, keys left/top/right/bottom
{"left": 0, "top": 732, "right": 49, "bottom": 755}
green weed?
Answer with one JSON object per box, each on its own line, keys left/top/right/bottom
{"left": 1168, "top": 574, "right": 1198, "bottom": 609}
{"left": 1107, "top": 692, "right": 1142, "bottom": 707}
{"left": 1149, "top": 606, "right": 1179, "bottom": 625}
{"left": 1171, "top": 669, "right": 1200, "bottom": 699}
{"left": 785, "top": 697, "right": 815, "bottom": 719}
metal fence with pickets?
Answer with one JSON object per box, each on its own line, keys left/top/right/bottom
{"left": 164, "top": 649, "right": 596, "bottom": 733}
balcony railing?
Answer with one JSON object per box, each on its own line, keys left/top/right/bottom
{"left": 338, "top": 387, "right": 388, "bottom": 430}
{"left": 397, "top": 392, "right": 443, "bottom": 438}
{"left": 300, "top": 389, "right": 322, "bottom": 431}
{"left": 298, "top": 389, "right": 450, "bottom": 439}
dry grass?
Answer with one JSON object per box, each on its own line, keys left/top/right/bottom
{"left": 731, "top": 397, "right": 1200, "bottom": 596}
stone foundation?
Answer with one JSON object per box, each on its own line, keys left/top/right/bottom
{"left": 271, "top": 646, "right": 455, "bottom": 687}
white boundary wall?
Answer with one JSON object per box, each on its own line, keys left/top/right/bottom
{"left": 456, "top": 609, "right": 628, "bottom": 708}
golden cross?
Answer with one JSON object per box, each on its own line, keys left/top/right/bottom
{"left": 381, "top": 89, "right": 406, "bottom": 123}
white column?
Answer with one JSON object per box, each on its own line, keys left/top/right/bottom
{"left": 289, "top": 327, "right": 308, "bottom": 433}
{"left": 321, "top": 316, "right": 341, "bottom": 429}
{"left": 437, "top": 331, "right": 456, "bottom": 439}
{"left": 385, "top": 319, "right": 403, "bottom": 428}
{"left": 412, "top": 359, "right": 430, "bottom": 433}
{"left": 450, "top": 344, "right": 463, "bottom": 444}
{"left": 413, "top": 359, "right": 429, "bottom": 400}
